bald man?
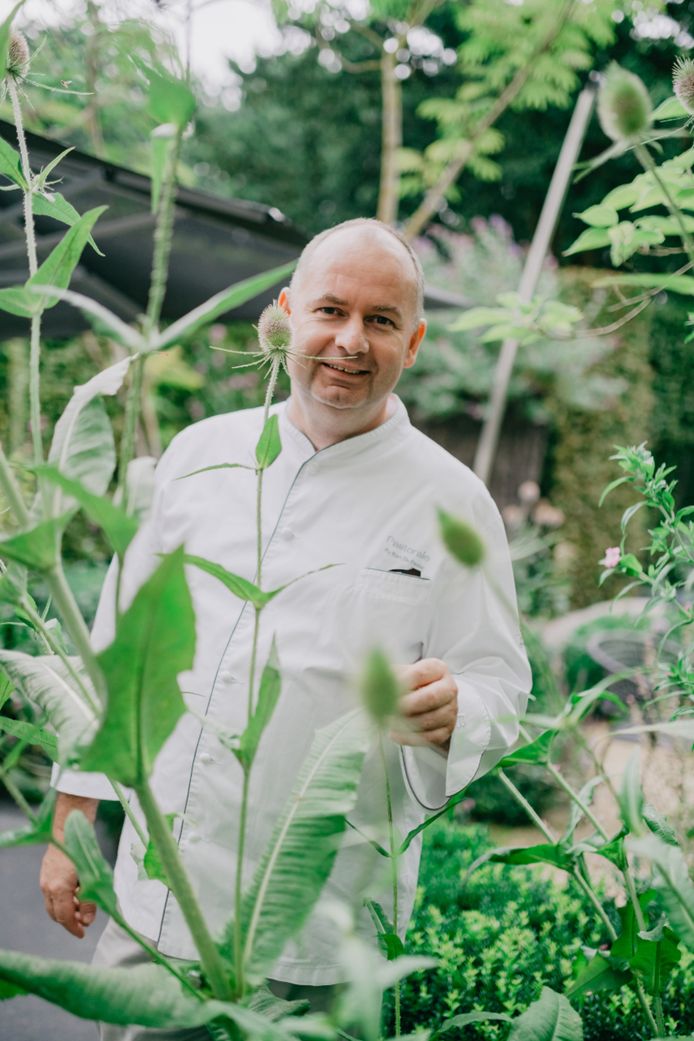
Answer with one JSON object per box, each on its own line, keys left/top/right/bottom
{"left": 42, "top": 219, "right": 530, "bottom": 1038}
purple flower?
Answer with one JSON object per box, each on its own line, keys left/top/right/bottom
{"left": 600, "top": 546, "right": 621, "bottom": 568}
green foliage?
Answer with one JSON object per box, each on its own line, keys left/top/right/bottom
{"left": 79, "top": 549, "right": 194, "bottom": 786}
{"left": 392, "top": 819, "right": 694, "bottom": 1040}
{"left": 397, "top": 222, "right": 616, "bottom": 426}
{"left": 648, "top": 293, "right": 694, "bottom": 507}
{"left": 548, "top": 267, "right": 654, "bottom": 608}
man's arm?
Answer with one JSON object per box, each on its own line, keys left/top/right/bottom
{"left": 40, "top": 793, "right": 99, "bottom": 938}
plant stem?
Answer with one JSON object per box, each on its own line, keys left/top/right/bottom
{"left": 111, "top": 781, "right": 148, "bottom": 849}
{"left": 498, "top": 769, "right": 558, "bottom": 842}
{"left": 379, "top": 732, "right": 401, "bottom": 1036}
{"left": 233, "top": 364, "right": 279, "bottom": 997}
{"left": 45, "top": 564, "right": 105, "bottom": 705}
{"left": 0, "top": 767, "right": 36, "bottom": 818}
{"left": 8, "top": 77, "right": 44, "bottom": 470}
{"left": 546, "top": 761, "right": 609, "bottom": 840}
{"left": 0, "top": 440, "right": 30, "bottom": 522}
{"left": 635, "top": 143, "right": 694, "bottom": 267}
{"left": 119, "top": 124, "right": 183, "bottom": 507}
{"left": 135, "top": 779, "right": 232, "bottom": 1000}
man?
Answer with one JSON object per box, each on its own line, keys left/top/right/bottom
{"left": 40, "top": 219, "right": 531, "bottom": 1032}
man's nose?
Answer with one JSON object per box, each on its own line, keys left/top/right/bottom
{"left": 334, "top": 318, "right": 368, "bottom": 354}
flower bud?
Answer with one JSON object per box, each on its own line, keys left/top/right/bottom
{"left": 437, "top": 508, "right": 485, "bottom": 567}
{"left": 5, "top": 31, "right": 30, "bottom": 81}
{"left": 598, "top": 63, "right": 652, "bottom": 143}
{"left": 673, "top": 57, "right": 694, "bottom": 117}
{"left": 257, "top": 302, "right": 291, "bottom": 366}
{"left": 361, "top": 648, "right": 401, "bottom": 726}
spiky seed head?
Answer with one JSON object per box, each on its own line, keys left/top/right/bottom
{"left": 5, "top": 31, "right": 30, "bottom": 81}
{"left": 438, "top": 508, "right": 485, "bottom": 567}
{"left": 673, "top": 57, "right": 694, "bottom": 116}
{"left": 598, "top": 63, "right": 652, "bottom": 143}
{"left": 361, "top": 648, "right": 401, "bottom": 726}
{"left": 257, "top": 302, "right": 291, "bottom": 366}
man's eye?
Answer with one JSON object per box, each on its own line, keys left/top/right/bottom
{"left": 370, "top": 315, "right": 395, "bottom": 327}
{"left": 318, "top": 306, "right": 341, "bottom": 316}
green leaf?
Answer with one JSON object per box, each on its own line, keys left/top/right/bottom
{"left": 236, "top": 640, "right": 281, "bottom": 770}
{"left": 652, "top": 96, "right": 688, "bottom": 121}
{"left": 33, "top": 465, "right": 138, "bottom": 557}
{"left": 615, "top": 720, "right": 694, "bottom": 743}
{"left": 32, "top": 192, "right": 103, "bottom": 255}
{"left": 496, "top": 730, "right": 554, "bottom": 768}
{"left": 0, "top": 651, "right": 97, "bottom": 762}
{"left": 0, "top": 517, "right": 63, "bottom": 570}
{"left": 0, "top": 1, "right": 27, "bottom": 75}
{"left": 255, "top": 414, "right": 282, "bottom": 470}
{"left": 592, "top": 273, "right": 694, "bottom": 296}
{"left": 27, "top": 287, "right": 142, "bottom": 350}
{"left": 643, "top": 803, "right": 679, "bottom": 847}
{"left": 361, "top": 648, "right": 400, "bottom": 726}
{"left": 472, "top": 843, "right": 576, "bottom": 873}
{"left": 28, "top": 207, "right": 107, "bottom": 310}
{"left": 63, "top": 811, "right": 118, "bottom": 916}
{"left": 0, "top": 715, "right": 58, "bottom": 759}
{"left": 145, "top": 67, "right": 196, "bottom": 126}
{"left": 152, "top": 261, "right": 297, "bottom": 351}
{"left": 365, "top": 900, "right": 405, "bottom": 961}
{"left": 449, "top": 306, "right": 508, "bottom": 331}
{"left": 236, "top": 709, "right": 370, "bottom": 980}
{"left": 563, "top": 227, "right": 611, "bottom": 257}
{"left": 0, "top": 285, "right": 33, "bottom": 317}
{"left": 438, "top": 1012, "right": 512, "bottom": 1034}
{"left": 507, "top": 987, "right": 583, "bottom": 1041}
{"left": 574, "top": 205, "right": 619, "bottom": 228}
{"left": 574, "top": 832, "right": 626, "bottom": 869}
{"left": 617, "top": 751, "right": 645, "bottom": 835}
{"left": 0, "top": 790, "right": 55, "bottom": 848}
{"left": 0, "top": 134, "right": 26, "bottom": 188}
{"left": 44, "top": 358, "right": 130, "bottom": 519}
{"left": 628, "top": 834, "right": 694, "bottom": 949}
{"left": 0, "top": 948, "right": 294, "bottom": 1035}
{"left": 399, "top": 786, "right": 471, "bottom": 855}
{"left": 142, "top": 813, "right": 176, "bottom": 886}
{"left": 437, "top": 508, "right": 485, "bottom": 567}
{"left": 185, "top": 555, "right": 271, "bottom": 610}
{"left": 79, "top": 548, "right": 194, "bottom": 786}
{"left": 568, "top": 951, "right": 629, "bottom": 998}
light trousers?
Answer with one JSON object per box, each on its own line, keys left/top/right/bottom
{"left": 92, "top": 918, "right": 338, "bottom": 1041}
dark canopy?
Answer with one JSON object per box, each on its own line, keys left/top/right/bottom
{"left": 0, "top": 119, "right": 468, "bottom": 341}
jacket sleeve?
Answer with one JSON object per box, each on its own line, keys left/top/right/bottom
{"left": 400, "top": 485, "right": 532, "bottom": 809}
{"left": 51, "top": 450, "right": 175, "bottom": 801}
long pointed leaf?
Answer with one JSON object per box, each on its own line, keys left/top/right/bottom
{"left": 236, "top": 639, "right": 281, "bottom": 769}
{"left": 508, "top": 987, "right": 583, "bottom": 1041}
{"left": 63, "top": 811, "right": 118, "bottom": 916}
{"left": 33, "top": 465, "right": 138, "bottom": 556}
{"left": 238, "top": 709, "right": 370, "bottom": 979}
{"left": 27, "top": 286, "right": 143, "bottom": 350}
{"left": 0, "top": 135, "right": 26, "bottom": 188}
{"left": 628, "top": 834, "right": 694, "bottom": 949}
{"left": 152, "top": 261, "right": 297, "bottom": 351}
{"left": 0, "top": 517, "right": 64, "bottom": 570}
{"left": 32, "top": 191, "right": 103, "bottom": 255}
{"left": 78, "top": 548, "right": 195, "bottom": 786}
{"left": 0, "top": 715, "right": 58, "bottom": 759}
{"left": 28, "top": 206, "right": 107, "bottom": 310}
{"left": 0, "top": 650, "right": 97, "bottom": 762}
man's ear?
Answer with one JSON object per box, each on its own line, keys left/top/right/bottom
{"left": 278, "top": 288, "right": 291, "bottom": 315}
{"left": 404, "top": 319, "right": 427, "bottom": 369}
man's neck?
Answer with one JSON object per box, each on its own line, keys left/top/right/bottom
{"left": 286, "top": 395, "right": 396, "bottom": 450}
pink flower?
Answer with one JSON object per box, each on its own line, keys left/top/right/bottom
{"left": 600, "top": 546, "right": 621, "bottom": 568}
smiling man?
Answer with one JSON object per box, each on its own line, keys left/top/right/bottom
{"left": 42, "top": 218, "right": 531, "bottom": 1039}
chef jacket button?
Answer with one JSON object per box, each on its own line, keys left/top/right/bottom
{"left": 218, "top": 670, "right": 234, "bottom": 684}
{"left": 199, "top": 753, "right": 214, "bottom": 765}
{"left": 281, "top": 528, "right": 295, "bottom": 541}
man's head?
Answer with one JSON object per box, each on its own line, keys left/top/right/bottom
{"left": 279, "top": 219, "right": 427, "bottom": 447}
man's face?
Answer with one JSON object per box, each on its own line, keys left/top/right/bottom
{"left": 279, "top": 228, "right": 426, "bottom": 437}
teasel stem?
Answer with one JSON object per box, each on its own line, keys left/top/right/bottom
{"left": 234, "top": 356, "right": 282, "bottom": 997}
{"left": 8, "top": 77, "right": 44, "bottom": 470}
{"left": 136, "top": 778, "right": 233, "bottom": 1000}
{"left": 119, "top": 124, "right": 184, "bottom": 510}
{"left": 379, "top": 731, "right": 401, "bottom": 1036}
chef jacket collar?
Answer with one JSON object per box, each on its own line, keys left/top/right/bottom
{"left": 278, "top": 395, "right": 411, "bottom": 468}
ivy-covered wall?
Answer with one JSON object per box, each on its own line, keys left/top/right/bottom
{"left": 648, "top": 292, "right": 694, "bottom": 508}
{"left": 549, "top": 268, "right": 654, "bottom": 608}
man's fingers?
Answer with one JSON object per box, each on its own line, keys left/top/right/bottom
{"left": 397, "top": 657, "right": 447, "bottom": 691}
{"left": 390, "top": 725, "right": 452, "bottom": 748}
{"left": 400, "top": 678, "right": 455, "bottom": 717}
{"left": 75, "top": 899, "right": 97, "bottom": 927}
{"left": 51, "top": 888, "right": 85, "bottom": 938}
{"left": 401, "top": 704, "right": 454, "bottom": 733}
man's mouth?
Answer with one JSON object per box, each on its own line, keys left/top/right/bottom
{"left": 322, "top": 362, "right": 371, "bottom": 375}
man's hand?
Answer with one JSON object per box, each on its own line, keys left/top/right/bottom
{"left": 40, "top": 793, "right": 99, "bottom": 938}
{"left": 392, "top": 657, "right": 458, "bottom": 749}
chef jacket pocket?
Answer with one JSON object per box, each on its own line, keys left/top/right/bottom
{"left": 342, "top": 567, "right": 432, "bottom": 664}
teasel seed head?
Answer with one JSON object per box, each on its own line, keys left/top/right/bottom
{"left": 598, "top": 63, "right": 652, "bottom": 143}
{"left": 438, "top": 508, "right": 485, "bottom": 568}
{"left": 257, "top": 302, "right": 292, "bottom": 368}
{"left": 361, "top": 648, "right": 401, "bottom": 726}
{"left": 673, "top": 57, "right": 694, "bottom": 117}
{"left": 5, "top": 31, "right": 30, "bottom": 83}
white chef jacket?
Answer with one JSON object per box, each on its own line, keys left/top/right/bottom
{"left": 54, "top": 396, "right": 531, "bottom": 985}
